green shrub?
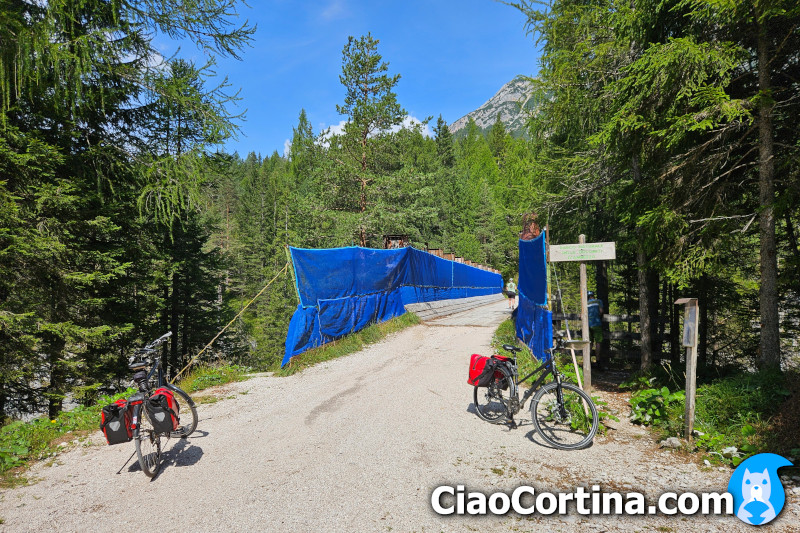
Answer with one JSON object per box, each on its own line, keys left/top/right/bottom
{"left": 626, "top": 368, "right": 791, "bottom": 466}
{"left": 629, "top": 386, "right": 686, "bottom": 427}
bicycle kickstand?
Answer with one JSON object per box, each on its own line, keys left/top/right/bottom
{"left": 507, "top": 412, "right": 517, "bottom": 429}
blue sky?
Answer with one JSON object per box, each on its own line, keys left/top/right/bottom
{"left": 170, "top": 0, "right": 541, "bottom": 157}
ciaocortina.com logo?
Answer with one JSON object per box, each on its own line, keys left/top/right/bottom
{"left": 727, "top": 453, "right": 793, "bottom": 526}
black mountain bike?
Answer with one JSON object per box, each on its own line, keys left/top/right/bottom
{"left": 473, "top": 336, "right": 599, "bottom": 450}
{"left": 128, "top": 332, "right": 198, "bottom": 477}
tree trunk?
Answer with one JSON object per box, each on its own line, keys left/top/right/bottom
{"left": 756, "top": 17, "right": 781, "bottom": 370}
{"left": 638, "top": 244, "right": 653, "bottom": 371}
{"left": 647, "top": 269, "right": 659, "bottom": 361}
{"left": 698, "top": 275, "right": 709, "bottom": 368}
{"left": 785, "top": 211, "right": 800, "bottom": 265}
{"left": 596, "top": 260, "right": 610, "bottom": 363}
{"left": 359, "top": 130, "right": 368, "bottom": 247}
{"left": 669, "top": 283, "right": 680, "bottom": 366}
{"left": 46, "top": 336, "right": 66, "bottom": 419}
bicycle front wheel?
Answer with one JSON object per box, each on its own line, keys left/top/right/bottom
{"left": 530, "top": 382, "right": 598, "bottom": 450}
{"left": 134, "top": 405, "right": 162, "bottom": 477}
{"left": 168, "top": 386, "right": 198, "bottom": 438}
{"left": 473, "top": 365, "right": 515, "bottom": 424}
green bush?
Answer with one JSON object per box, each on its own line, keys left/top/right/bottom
{"left": 629, "top": 386, "right": 686, "bottom": 429}
{"left": 627, "top": 368, "right": 791, "bottom": 466}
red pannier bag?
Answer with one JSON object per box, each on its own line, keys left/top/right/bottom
{"left": 145, "top": 387, "right": 180, "bottom": 434}
{"left": 467, "top": 354, "right": 511, "bottom": 388}
{"left": 100, "top": 398, "right": 133, "bottom": 445}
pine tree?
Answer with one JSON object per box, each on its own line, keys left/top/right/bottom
{"left": 335, "top": 33, "right": 406, "bottom": 246}
{"left": 433, "top": 115, "right": 455, "bottom": 167}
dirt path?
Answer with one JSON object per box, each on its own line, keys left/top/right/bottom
{"left": 1, "top": 300, "right": 798, "bottom": 532}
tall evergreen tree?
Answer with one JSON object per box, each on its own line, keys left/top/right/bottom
{"left": 433, "top": 115, "right": 455, "bottom": 167}
{"left": 335, "top": 33, "right": 406, "bottom": 246}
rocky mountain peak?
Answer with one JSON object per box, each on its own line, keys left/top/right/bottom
{"left": 450, "top": 76, "right": 536, "bottom": 137}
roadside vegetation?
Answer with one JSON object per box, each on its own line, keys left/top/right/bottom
{"left": 277, "top": 312, "right": 421, "bottom": 376}
{"left": 0, "top": 364, "right": 248, "bottom": 486}
{"left": 622, "top": 365, "right": 800, "bottom": 467}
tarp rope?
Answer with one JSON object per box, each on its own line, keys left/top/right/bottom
{"left": 170, "top": 262, "right": 290, "bottom": 383}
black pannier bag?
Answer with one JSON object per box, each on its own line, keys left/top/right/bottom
{"left": 100, "top": 399, "right": 133, "bottom": 445}
{"left": 145, "top": 387, "right": 180, "bottom": 434}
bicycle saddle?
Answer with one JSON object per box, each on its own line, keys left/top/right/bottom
{"left": 129, "top": 360, "right": 148, "bottom": 371}
{"left": 502, "top": 344, "right": 522, "bottom": 353}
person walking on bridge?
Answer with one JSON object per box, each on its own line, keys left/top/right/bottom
{"left": 506, "top": 279, "right": 517, "bottom": 309}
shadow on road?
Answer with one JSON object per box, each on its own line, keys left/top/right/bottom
{"left": 125, "top": 432, "right": 206, "bottom": 480}
{"left": 524, "top": 428, "right": 595, "bottom": 450}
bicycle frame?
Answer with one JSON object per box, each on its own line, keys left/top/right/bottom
{"left": 515, "top": 357, "right": 559, "bottom": 406}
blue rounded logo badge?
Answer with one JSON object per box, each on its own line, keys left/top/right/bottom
{"left": 728, "top": 453, "right": 793, "bottom": 525}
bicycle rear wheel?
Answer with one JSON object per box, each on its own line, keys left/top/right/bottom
{"left": 530, "top": 382, "right": 598, "bottom": 450}
{"left": 168, "top": 386, "right": 198, "bottom": 438}
{"left": 134, "top": 405, "right": 162, "bottom": 477}
{"left": 473, "top": 365, "right": 515, "bottom": 424}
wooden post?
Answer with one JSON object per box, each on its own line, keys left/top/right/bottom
{"left": 549, "top": 236, "right": 616, "bottom": 394}
{"left": 676, "top": 298, "right": 699, "bottom": 440}
{"left": 579, "top": 234, "right": 591, "bottom": 392}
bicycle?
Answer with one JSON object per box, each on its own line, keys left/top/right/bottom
{"left": 473, "top": 336, "right": 599, "bottom": 450}
{"left": 128, "top": 332, "right": 199, "bottom": 477}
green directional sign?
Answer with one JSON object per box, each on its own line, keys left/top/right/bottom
{"left": 549, "top": 242, "right": 616, "bottom": 262}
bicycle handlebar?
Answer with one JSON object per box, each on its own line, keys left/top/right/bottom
{"left": 146, "top": 331, "right": 172, "bottom": 349}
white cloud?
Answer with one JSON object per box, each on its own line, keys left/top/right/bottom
{"left": 320, "top": 0, "right": 347, "bottom": 21}
{"left": 319, "top": 115, "right": 432, "bottom": 146}
{"left": 283, "top": 138, "right": 292, "bottom": 158}
{"left": 390, "top": 116, "right": 434, "bottom": 138}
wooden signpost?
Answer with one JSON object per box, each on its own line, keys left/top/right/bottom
{"left": 676, "top": 297, "right": 700, "bottom": 440}
{"left": 549, "top": 235, "right": 616, "bottom": 392}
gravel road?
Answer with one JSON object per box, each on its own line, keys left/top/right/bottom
{"left": 1, "top": 300, "right": 798, "bottom": 532}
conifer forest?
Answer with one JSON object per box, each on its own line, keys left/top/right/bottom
{"left": 1, "top": 0, "right": 799, "bottom": 421}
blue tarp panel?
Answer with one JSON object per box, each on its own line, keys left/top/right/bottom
{"left": 518, "top": 232, "right": 548, "bottom": 306}
{"left": 283, "top": 246, "right": 503, "bottom": 366}
{"left": 516, "top": 232, "right": 553, "bottom": 360}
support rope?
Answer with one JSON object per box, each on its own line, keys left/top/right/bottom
{"left": 170, "top": 262, "right": 290, "bottom": 383}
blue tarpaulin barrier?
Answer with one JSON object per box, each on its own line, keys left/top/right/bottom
{"left": 515, "top": 232, "right": 553, "bottom": 360}
{"left": 283, "top": 246, "right": 503, "bottom": 366}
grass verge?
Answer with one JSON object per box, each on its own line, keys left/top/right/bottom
{"left": 0, "top": 388, "right": 135, "bottom": 485}
{"left": 276, "top": 312, "right": 421, "bottom": 376}
{"left": 0, "top": 363, "right": 249, "bottom": 486}
{"left": 623, "top": 364, "right": 800, "bottom": 466}
{"left": 177, "top": 364, "right": 251, "bottom": 393}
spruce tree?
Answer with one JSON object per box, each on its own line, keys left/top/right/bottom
{"left": 335, "top": 33, "right": 406, "bottom": 246}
